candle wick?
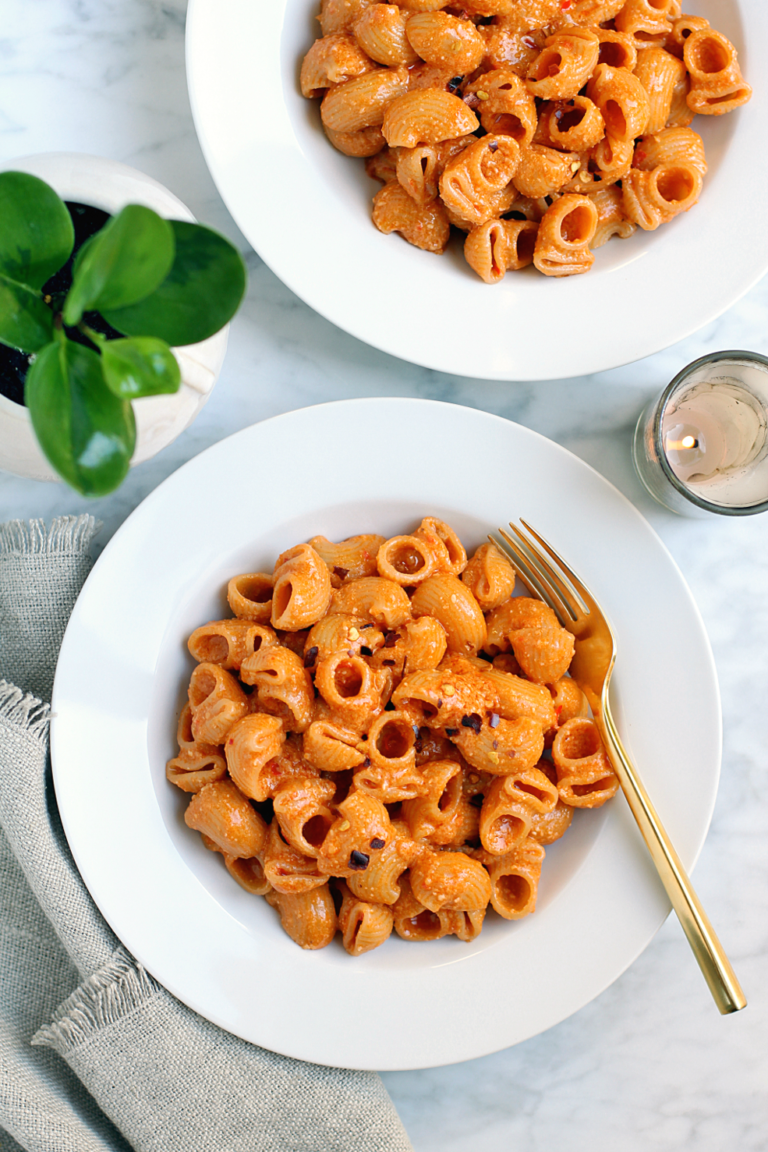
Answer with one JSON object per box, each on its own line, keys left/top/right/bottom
{"left": 666, "top": 436, "right": 699, "bottom": 451}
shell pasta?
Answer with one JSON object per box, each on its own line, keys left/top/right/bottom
{"left": 168, "top": 521, "right": 618, "bottom": 954}
{"left": 300, "top": 1, "right": 750, "bottom": 281}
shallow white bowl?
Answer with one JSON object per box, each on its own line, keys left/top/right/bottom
{"left": 185, "top": 0, "right": 766, "bottom": 380}
{"left": 51, "top": 399, "right": 721, "bottom": 1070}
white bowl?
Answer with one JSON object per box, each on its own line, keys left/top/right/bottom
{"left": 52, "top": 399, "right": 721, "bottom": 1069}
{"left": 186, "top": 0, "right": 767, "bottom": 380}
{"left": 0, "top": 152, "right": 229, "bottom": 482}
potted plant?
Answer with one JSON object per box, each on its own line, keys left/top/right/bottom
{"left": 0, "top": 155, "right": 246, "bottom": 495}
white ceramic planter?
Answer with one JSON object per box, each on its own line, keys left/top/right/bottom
{"left": 0, "top": 152, "right": 229, "bottom": 482}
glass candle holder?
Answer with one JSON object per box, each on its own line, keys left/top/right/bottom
{"left": 632, "top": 350, "right": 768, "bottom": 517}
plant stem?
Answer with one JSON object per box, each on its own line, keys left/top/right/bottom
{"left": 79, "top": 322, "right": 106, "bottom": 348}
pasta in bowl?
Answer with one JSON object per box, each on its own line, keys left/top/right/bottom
{"left": 51, "top": 399, "right": 722, "bottom": 1067}
{"left": 168, "top": 519, "right": 619, "bottom": 955}
{"left": 186, "top": 0, "right": 766, "bottom": 378}
{"left": 301, "top": 0, "right": 751, "bottom": 283}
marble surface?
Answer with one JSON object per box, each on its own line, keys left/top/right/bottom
{"left": 1, "top": 2, "right": 767, "bottom": 1149}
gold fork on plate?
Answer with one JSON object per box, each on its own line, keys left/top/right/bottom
{"left": 492, "top": 520, "right": 746, "bottom": 1015}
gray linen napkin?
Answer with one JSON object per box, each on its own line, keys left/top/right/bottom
{"left": 0, "top": 516, "right": 413, "bottom": 1152}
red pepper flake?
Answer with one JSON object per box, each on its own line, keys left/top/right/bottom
{"left": 488, "top": 141, "right": 498, "bottom": 152}
{"left": 384, "top": 630, "right": 399, "bottom": 648}
{"left": 370, "top": 837, "right": 386, "bottom": 850}
{"left": 461, "top": 713, "right": 482, "bottom": 733}
{"left": 445, "top": 727, "right": 459, "bottom": 737}
{"left": 489, "top": 712, "right": 500, "bottom": 728}
{"left": 561, "top": 0, "right": 571, "bottom": 8}
{"left": 360, "top": 646, "right": 373, "bottom": 656}
{"left": 492, "top": 739, "right": 499, "bottom": 750}
{"left": 333, "top": 565, "right": 349, "bottom": 580}
{"left": 349, "top": 850, "right": 370, "bottom": 870}
{"left": 362, "top": 757, "right": 371, "bottom": 768}
{"left": 304, "top": 645, "right": 319, "bottom": 668}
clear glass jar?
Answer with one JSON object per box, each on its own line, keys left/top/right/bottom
{"left": 632, "top": 350, "right": 768, "bottom": 517}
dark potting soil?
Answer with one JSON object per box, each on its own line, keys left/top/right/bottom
{"left": 0, "top": 201, "right": 124, "bottom": 406}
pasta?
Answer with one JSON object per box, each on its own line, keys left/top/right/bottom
{"left": 169, "top": 520, "right": 619, "bottom": 954}
{"left": 299, "top": 1, "right": 750, "bottom": 280}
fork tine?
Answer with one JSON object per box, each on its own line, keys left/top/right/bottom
{"left": 503, "top": 522, "right": 581, "bottom": 624}
{"left": 492, "top": 529, "right": 561, "bottom": 616}
{"left": 491, "top": 529, "right": 542, "bottom": 598}
{"left": 519, "top": 519, "right": 598, "bottom": 617}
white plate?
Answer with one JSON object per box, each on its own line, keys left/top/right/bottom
{"left": 52, "top": 399, "right": 720, "bottom": 1070}
{"left": 185, "top": 0, "right": 767, "bottom": 381}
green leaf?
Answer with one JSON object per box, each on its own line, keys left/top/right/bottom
{"left": 0, "top": 272, "right": 54, "bottom": 352}
{"left": 101, "top": 336, "right": 181, "bottom": 399}
{"left": 103, "top": 221, "right": 246, "bottom": 346}
{"left": 0, "top": 171, "right": 74, "bottom": 289}
{"left": 72, "top": 231, "right": 97, "bottom": 279}
{"left": 63, "top": 204, "right": 175, "bottom": 326}
{"left": 25, "top": 338, "right": 136, "bottom": 496}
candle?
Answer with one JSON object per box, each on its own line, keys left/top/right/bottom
{"left": 633, "top": 351, "right": 768, "bottom": 517}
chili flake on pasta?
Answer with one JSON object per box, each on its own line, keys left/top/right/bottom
{"left": 299, "top": 0, "right": 751, "bottom": 281}
{"left": 168, "top": 521, "right": 619, "bottom": 954}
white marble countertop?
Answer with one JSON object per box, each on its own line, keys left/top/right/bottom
{"left": 1, "top": 3, "right": 766, "bottom": 1149}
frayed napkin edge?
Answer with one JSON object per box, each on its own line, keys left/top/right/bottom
{"left": 32, "top": 947, "right": 160, "bottom": 1057}
{"left": 0, "top": 680, "right": 50, "bottom": 740}
{"left": 0, "top": 515, "right": 102, "bottom": 557}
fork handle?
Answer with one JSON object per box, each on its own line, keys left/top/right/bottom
{"left": 599, "top": 702, "right": 746, "bottom": 1015}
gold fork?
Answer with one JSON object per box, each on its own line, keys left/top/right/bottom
{"left": 492, "top": 520, "right": 746, "bottom": 1015}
